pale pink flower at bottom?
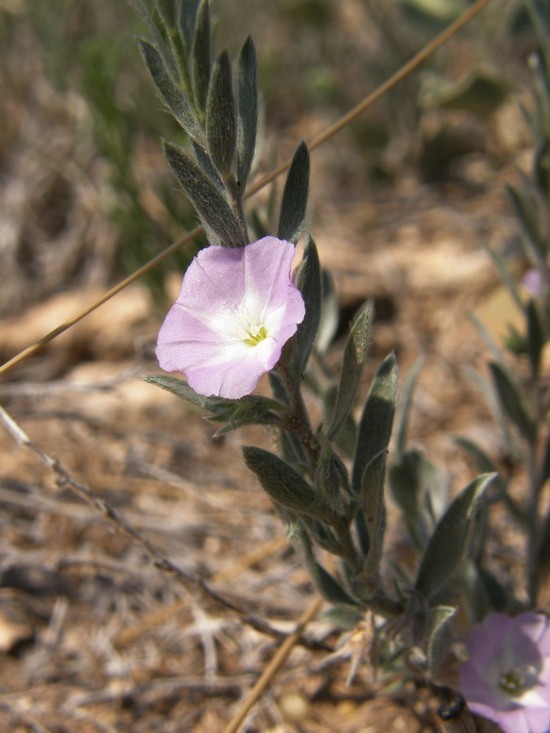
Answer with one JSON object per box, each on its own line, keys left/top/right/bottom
{"left": 155, "top": 236, "right": 305, "bottom": 399}
{"left": 459, "top": 612, "right": 550, "bottom": 733}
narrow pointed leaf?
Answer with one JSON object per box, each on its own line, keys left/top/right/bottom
{"left": 278, "top": 141, "right": 310, "bottom": 243}
{"left": 139, "top": 40, "right": 203, "bottom": 143}
{"left": 206, "top": 51, "right": 236, "bottom": 176}
{"left": 361, "top": 450, "right": 387, "bottom": 576}
{"left": 352, "top": 352, "right": 398, "bottom": 494}
{"left": 179, "top": 0, "right": 201, "bottom": 47}
{"left": 316, "top": 268, "right": 339, "bottom": 355}
{"left": 427, "top": 605, "right": 457, "bottom": 679}
{"left": 527, "top": 298, "right": 544, "bottom": 376}
{"left": 131, "top": 0, "right": 177, "bottom": 77}
{"left": 291, "top": 236, "right": 322, "bottom": 377}
{"left": 191, "top": 141, "right": 224, "bottom": 188}
{"left": 145, "top": 374, "right": 209, "bottom": 408}
{"left": 489, "top": 361, "right": 535, "bottom": 442}
{"left": 243, "top": 446, "right": 333, "bottom": 521}
{"left": 389, "top": 449, "right": 448, "bottom": 550}
{"left": 506, "top": 183, "right": 546, "bottom": 265}
{"left": 328, "top": 303, "right": 373, "bottom": 439}
{"left": 237, "top": 36, "right": 258, "bottom": 186}
{"left": 191, "top": 0, "right": 211, "bottom": 113}
{"left": 415, "top": 473, "right": 496, "bottom": 600}
{"left": 483, "top": 244, "right": 524, "bottom": 313}
{"left": 164, "top": 141, "right": 246, "bottom": 245}
{"left": 535, "top": 509, "right": 550, "bottom": 604}
{"left": 300, "top": 529, "right": 360, "bottom": 607}
{"left": 394, "top": 356, "right": 424, "bottom": 457}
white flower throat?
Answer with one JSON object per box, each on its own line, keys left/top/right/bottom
{"left": 243, "top": 323, "right": 268, "bottom": 346}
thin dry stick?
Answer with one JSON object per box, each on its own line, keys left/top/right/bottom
{"left": 0, "top": 402, "right": 291, "bottom": 642}
{"left": 114, "top": 535, "right": 287, "bottom": 649}
{"left": 0, "top": 0, "right": 496, "bottom": 380}
{"left": 223, "top": 595, "right": 325, "bottom": 733}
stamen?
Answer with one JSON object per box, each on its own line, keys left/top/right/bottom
{"left": 243, "top": 324, "right": 268, "bottom": 346}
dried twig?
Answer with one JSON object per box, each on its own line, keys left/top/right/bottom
{"left": 223, "top": 595, "right": 324, "bottom": 733}
{"left": 0, "top": 402, "right": 297, "bottom": 642}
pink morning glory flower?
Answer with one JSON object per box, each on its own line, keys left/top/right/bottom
{"left": 156, "top": 236, "right": 305, "bottom": 399}
{"left": 459, "top": 612, "right": 550, "bottom": 733}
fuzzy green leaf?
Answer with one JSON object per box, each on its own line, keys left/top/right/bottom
{"left": 163, "top": 141, "right": 246, "bottom": 245}
{"left": 178, "top": 0, "right": 201, "bottom": 47}
{"left": 145, "top": 375, "right": 284, "bottom": 433}
{"left": 507, "top": 183, "right": 546, "bottom": 265}
{"left": 206, "top": 51, "right": 236, "bottom": 176}
{"left": 278, "top": 141, "right": 310, "bottom": 243}
{"left": 237, "top": 36, "right": 258, "bottom": 187}
{"left": 243, "top": 446, "right": 333, "bottom": 521}
{"left": 489, "top": 361, "right": 535, "bottom": 442}
{"left": 328, "top": 303, "right": 373, "bottom": 440}
{"left": 389, "top": 449, "right": 449, "bottom": 550}
{"left": 291, "top": 236, "right": 322, "bottom": 377}
{"left": 300, "top": 530, "right": 360, "bottom": 607}
{"left": 145, "top": 374, "right": 209, "bottom": 407}
{"left": 427, "top": 605, "right": 457, "bottom": 680}
{"left": 352, "top": 352, "right": 398, "bottom": 495}
{"left": 535, "top": 509, "right": 550, "bottom": 602}
{"left": 415, "top": 473, "right": 496, "bottom": 601}
{"left": 139, "top": 40, "right": 203, "bottom": 144}
{"left": 527, "top": 298, "right": 544, "bottom": 376}
{"left": 191, "top": 0, "right": 211, "bottom": 114}
{"left": 361, "top": 450, "right": 387, "bottom": 576}
{"left": 316, "top": 268, "right": 339, "bottom": 355}
{"left": 394, "top": 356, "right": 424, "bottom": 457}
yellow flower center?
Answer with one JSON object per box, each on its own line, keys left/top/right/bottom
{"left": 243, "top": 324, "right": 268, "bottom": 347}
{"left": 499, "top": 664, "right": 537, "bottom": 696}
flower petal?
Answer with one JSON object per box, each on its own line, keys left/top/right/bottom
{"left": 156, "top": 237, "right": 305, "bottom": 398}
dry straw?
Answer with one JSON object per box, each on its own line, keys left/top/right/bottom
{"left": 0, "top": 1, "right": 497, "bottom": 731}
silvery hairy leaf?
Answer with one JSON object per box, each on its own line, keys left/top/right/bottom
{"left": 315, "top": 437, "right": 350, "bottom": 513}
{"left": 237, "top": 36, "right": 258, "bottom": 186}
{"left": 178, "top": 0, "right": 202, "bottom": 47}
{"left": 145, "top": 374, "right": 210, "bottom": 408}
{"left": 131, "top": 0, "right": 177, "bottom": 77}
{"left": 507, "top": 182, "right": 547, "bottom": 265}
{"left": 278, "top": 141, "right": 310, "bottom": 243}
{"left": 535, "top": 509, "right": 550, "bottom": 603}
{"left": 394, "top": 355, "right": 424, "bottom": 457}
{"left": 316, "top": 268, "right": 339, "bottom": 355}
{"left": 243, "top": 446, "right": 333, "bottom": 521}
{"left": 389, "top": 450, "right": 449, "bottom": 550}
{"left": 300, "top": 529, "right": 360, "bottom": 607}
{"left": 483, "top": 244, "right": 524, "bottom": 313}
{"left": 414, "top": 473, "right": 497, "bottom": 601}
{"left": 139, "top": 40, "right": 204, "bottom": 144}
{"left": 145, "top": 375, "right": 285, "bottom": 433}
{"left": 191, "top": 0, "right": 211, "bottom": 114}
{"left": 291, "top": 236, "right": 322, "bottom": 378}
{"left": 352, "top": 352, "right": 398, "bottom": 495}
{"left": 527, "top": 298, "right": 544, "bottom": 376}
{"left": 361, "top": 450, "right": 387, "bottom": 576}
{"left": 328, "top": 303, "right": 373, "bottom": 440}
{"left": 206, "top": 51, "right": 236, "bottom": 176}
{"left": 163, "top": 141, "right": 247, "bottom": 245}
{"left": 489, "top": 361, "right": 535, "bottom": 442}
{"left": 427, "top": 605, "right": 457, "bottom": 680}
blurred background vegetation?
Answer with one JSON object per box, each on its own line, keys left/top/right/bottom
{"left": 0, "top": 0, "right": 537, "bottom": 315}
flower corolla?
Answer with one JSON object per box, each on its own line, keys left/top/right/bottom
{"left": 156, "top": 236, "right": 305, "bottom": 399}
{"left": 459, "top": 611, "right": 550, "bottom": 733}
